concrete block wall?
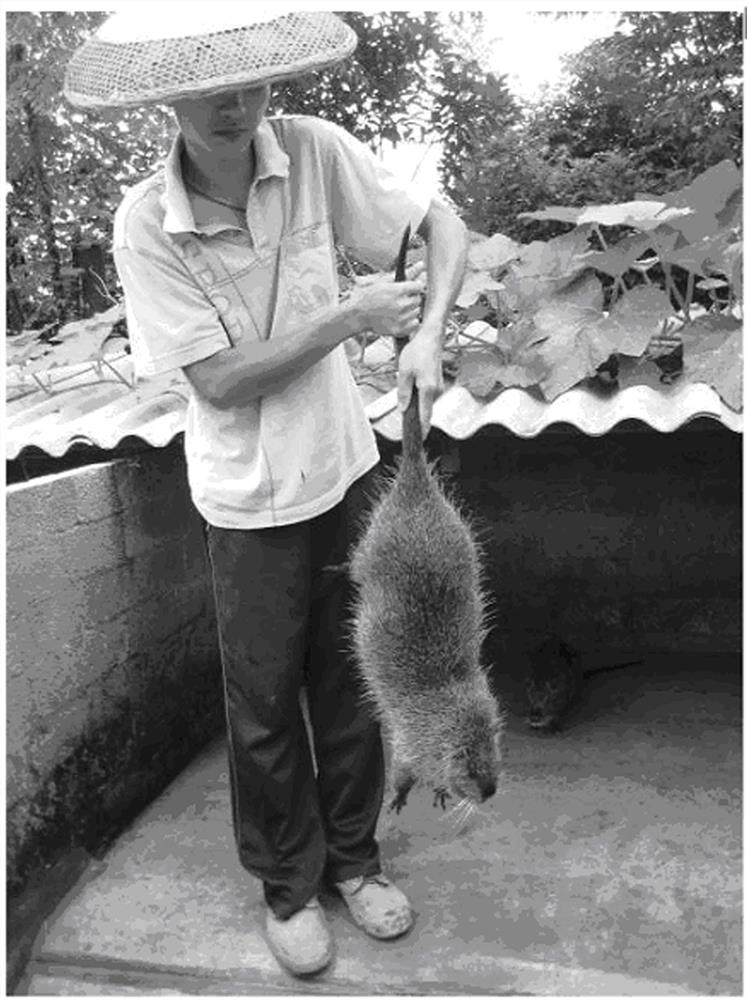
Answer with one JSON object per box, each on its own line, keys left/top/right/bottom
{"left": 6, "top": 442, "right": 223, "bottom": 897}
{"left": 426, "top": 421, "right": 742, "bottom": 678}
{"left": 7, "top": 421, "right": 741, "bottom": 896}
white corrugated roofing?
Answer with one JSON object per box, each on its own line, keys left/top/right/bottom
{"left": 4, "top": 348, "right": 742, "bottom": 462}
{"left": 5, "top": 353, "right": 189, "bottom": 459}
{"left": 365, "top": 380, "right": 743, "bottom": 439}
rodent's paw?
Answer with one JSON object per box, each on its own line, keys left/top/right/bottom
{"left": 389, "top": 775, "right": 416, "bottom": 813}
{"left": 389, "top": 789, "right": 409, "bottom": 814}
{"left": 433, "top": 787, "right": 450, "bottom": 810}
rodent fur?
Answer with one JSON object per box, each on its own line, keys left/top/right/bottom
{"left": 525, "top": 636, "right": 643, "bottom": 732}
{"left": 349, "top": 360, "right": 503, "bottom": 813}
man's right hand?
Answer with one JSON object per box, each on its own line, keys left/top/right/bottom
{"left": 347, "top": 273, "right": 424, "bottom": 342}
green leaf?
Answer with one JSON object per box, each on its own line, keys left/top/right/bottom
{"left": 455, "top": 270, "right": 504, "bottom": 308}
{"left": 530, "top": 272, "right": 609, "bottom": 400}
{"left": 455, "top": 333, "right": 547, "bottom": 395}
{"left": 468, "top": 231, "right": 520, "bottom": 270}
{"left": 681, "top": 325, "right": 742, "bottom": 411}
{"left": 595, "top": 285, "right": 673, "bottom": 357}
{"left": 455, "top": 349, "right": 505, "bottom": 397}
{"left": 716, "top": 188, "right": 742, "bottom": 231}
{"left": 579, "top": 201, "right": 693, "bottom": 230}
{"left": 637, "top": 162, "right": 742, "bottom": 245}
{"left": 639, "top": 160, "right": 741, "bottom": 218}
{"left": 464, "top": 301, "right": 493, "bottom": 321}
{"left": 517, "top": 205, "right": 585, "bottom": 225}
{"left": 502, "top": 228, "right": 594, "bottom": 312}
{"left": 518, "top": 200, "right": 691, "bottom": 230}
{"left": 581, "top": 231, "right": 657, "bottom": 278}
{"left": 656, "top": 229, "right": 737, "bottom": 276}
{"left": 660, "top": 212, "right": 721, "bottom": 244}
{"left": 616, "top": 355, "right": 669, "bottom": 391}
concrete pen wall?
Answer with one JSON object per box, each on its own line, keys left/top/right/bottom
{"left": 6, "top": 419, "right": 741, "bottom": 901}
{"left": 6, "top": 442, "right": 224, "bottom": 899}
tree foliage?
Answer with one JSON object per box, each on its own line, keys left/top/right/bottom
{"left": 6, "top": 10, "right": 742, "bottom": 416}
{"left": 6, "top": 10, "right": 513, "bottom": 332}
{"left": 545, "top": 12, "right": 742, "bottom": 179}
{"left": 11, "top": 160, "right": 742, "bottom": 414}
{"left": 452, "top": 158, "right": 742, "bottom": 410}
{"left": 6, "top": 11, "right": 176, "bottom": 330}
{"left": 451, "top": 11, "right": 743, "bottom": 242}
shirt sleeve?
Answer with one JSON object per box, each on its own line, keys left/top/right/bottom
{"left": 318, "top": 119, "right": 433, "bottom": 270}
{"left": 113, "top": 243, "right": 232, "bottom": 380}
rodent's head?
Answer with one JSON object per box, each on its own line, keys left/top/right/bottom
{"left": 442, "top": 682, "right": 504, "bottom": 804}
{"left": 525, "top": 679, "right": 563, "bottom": 730}
{"left": 525, "top": 638, "right": 578, "bottom": 731}
{"left": 386, "top": 675, "right": 504, "bottom": 812}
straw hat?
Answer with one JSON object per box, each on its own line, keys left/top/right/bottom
{"left": 64, "top": 9, "right": 357, "bottom": 109}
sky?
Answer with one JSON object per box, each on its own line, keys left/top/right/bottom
{"left": 381, "top": 10, "right": 622, "bottom": 190}
{"left": 479, "top": 10, "right": 621, "bottom": 102}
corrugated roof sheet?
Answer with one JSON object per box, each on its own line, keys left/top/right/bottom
{"left": 5, "top": 349, "right": 742, "bottom": 462}
{"left": 5, "top": 353, "right": 189, "bottom": 459}
{"left": 365, "top": 381, "right": 743, "bottom": 439}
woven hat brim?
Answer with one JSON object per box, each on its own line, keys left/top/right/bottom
{"left": 63, "top": 12, "right": 357, "bottom": 109}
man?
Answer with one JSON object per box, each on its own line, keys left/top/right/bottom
{"left": 65, "top": 10, "right": 468, "bottom": 977}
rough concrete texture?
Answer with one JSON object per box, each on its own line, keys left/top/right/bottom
{"left": 19, "top": 653, "right": 741, "bottom": 996}
{"left": 440, "top": 425, "right": 742, "bottom": 655}
{"left": 6, "top": 444, "right": 223, "bottom": 896}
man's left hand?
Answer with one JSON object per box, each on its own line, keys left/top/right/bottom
{"left": 396, "top": 322, "right": 444, "bottom": 437}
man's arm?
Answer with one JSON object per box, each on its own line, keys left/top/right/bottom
{"left": 397, "top": 198, "right": 470, "bottom": 433}
{"left": 183, "top": 275, "right": 423, "bottom": 409}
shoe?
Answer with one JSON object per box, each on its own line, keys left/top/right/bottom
{"left": 264, "top": 897, "right": 333, "bottom": 976}
{"left": 336, "top": 873, "right": 414, "bottom": 939}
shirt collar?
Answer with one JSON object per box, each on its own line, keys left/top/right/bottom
{"left": 253, "top": 118, "right": 290, "bottom": 183}
{"left": 162, "top": 118, "right": 290, "bottom": 235}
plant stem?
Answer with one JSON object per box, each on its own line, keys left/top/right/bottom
{"left": 684, "top": 270, "right": 694, "bottom": 321}
{"left": 30, "top": 372, "right": 54, "bottom": 395}
{"left": 100, "top": 356, "right": 134, "bottom": 388}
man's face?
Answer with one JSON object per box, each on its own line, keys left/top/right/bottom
{"left": 172, "top": 85, "right": 271, "bottom": 157}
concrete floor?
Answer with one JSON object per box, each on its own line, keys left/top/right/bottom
{"left": 17, "top": 653, "right": 742, "bottom": 995}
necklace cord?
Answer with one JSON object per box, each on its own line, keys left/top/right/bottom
{"left": 183, "top": 177, "right": 246, "bottom": 212}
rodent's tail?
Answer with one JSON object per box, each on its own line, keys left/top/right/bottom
{"left": 400, "top": 384, "right": 424, "bottom": 467}
{"left": 582, "top": 657, "right": 644, "bottom": 679}
{"left": 394, "top": 224, "right": 427, "bottom": 475}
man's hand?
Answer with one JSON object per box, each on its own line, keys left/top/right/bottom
{"left": 347, "top": 271, "right": 423, "bottom": 341}
{"left": 391, "top": 198, "right": 469, "bottom": 437}
{"left": 397, "top": 321, "right": 444, "bottom": 437}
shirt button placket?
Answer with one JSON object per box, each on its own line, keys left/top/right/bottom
{"left": 246, "top": 190, "right": 267, "bottom": 256}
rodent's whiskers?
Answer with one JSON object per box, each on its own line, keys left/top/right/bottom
{"left": 446, "top": 796, "right": 479, "bottom": 831}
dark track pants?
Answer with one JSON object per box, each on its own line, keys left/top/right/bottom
{"left": 205, "top": 468, "right": 385, "bottom": 920}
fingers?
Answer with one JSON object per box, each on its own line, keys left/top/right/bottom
{"left": 392, "top": 312, "right": 421, "bottom": 341}
{"left": 391, "top": 278, "right": 423, "bottom": 296}
{"left": 405, "top": 260, "right": 426, "bottom": 284}
{"left": 398, "top": 378, "right": 436, "bottom": 438}
{"left": 397, "top": 371, "right": 413, "bottom": 413}
{"left": 419, "top": 391, "right": 433, "bottom": 438}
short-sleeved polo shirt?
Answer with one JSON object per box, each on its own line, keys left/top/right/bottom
{"left": 113, "top": 115, "right": 430, "bottom": 528}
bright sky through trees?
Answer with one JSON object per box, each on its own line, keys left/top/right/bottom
{"left": 382, "top": 11, "right": 621, "bottom": 192}
{"left": 480, "top": 10, "right": 621, "bottom": 101}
